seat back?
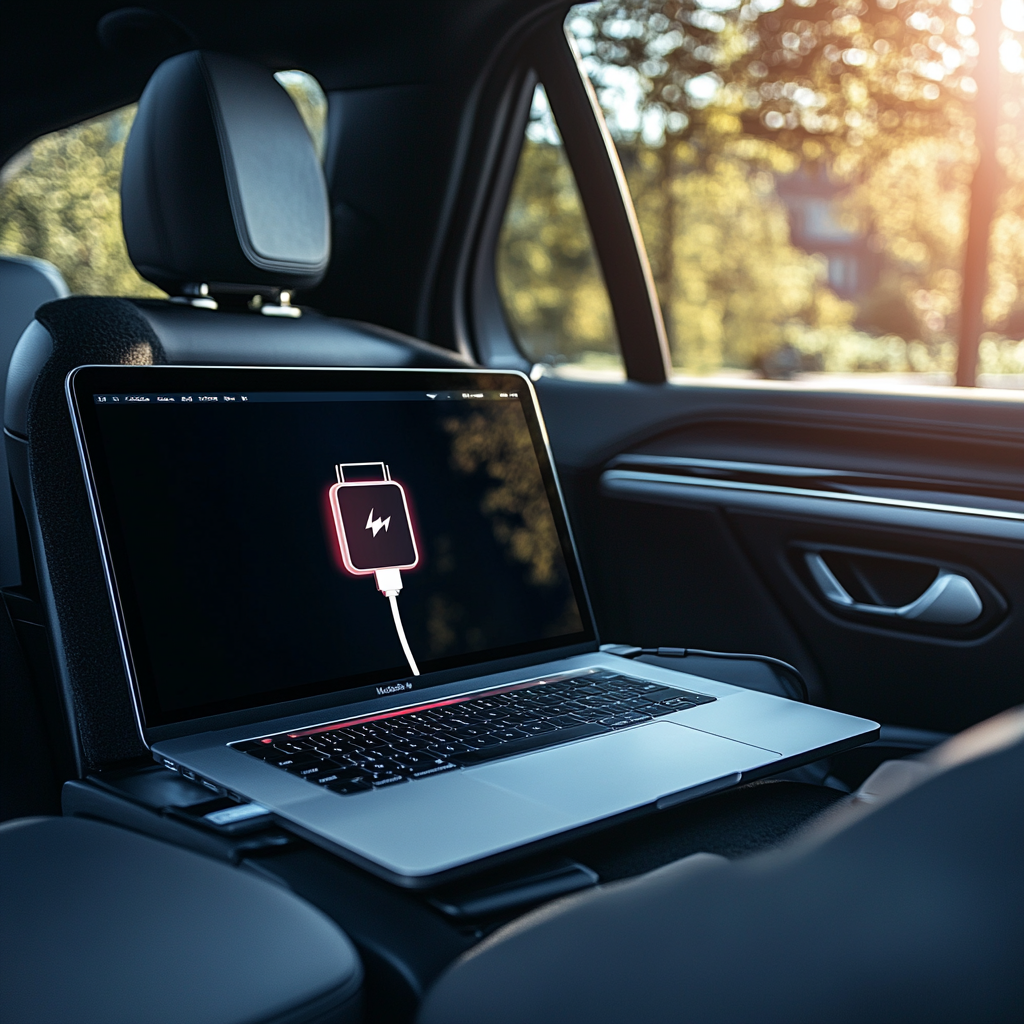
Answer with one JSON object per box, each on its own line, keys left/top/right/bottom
{"left": 3, "top": 50, "right": 470, "bottom": 775}
{"left": 0, "top": 255, "right": 67, "bottom": 588}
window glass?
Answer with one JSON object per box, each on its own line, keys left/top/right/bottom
{"left": 0, "top": 106, "right": 161, "bottom": 297}
{"left": 274, "top": 70, "right": 328, "bottom": 161}
{"left": 568, "top": 1, "right": 1024, "bottom": 390}
{"left": 0, "top": 70, "right": 328, "bottom": 298}
{"left": 496, "top": 84, "right": 625, "bottom": 379}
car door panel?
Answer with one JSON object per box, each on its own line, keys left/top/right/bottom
{"left": 728, "top": 512, "right": 1021, "bottom": 733}
{"left": 535, "top": 377, "right": 1023, "bottom": 735}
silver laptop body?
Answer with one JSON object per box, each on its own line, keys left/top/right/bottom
{"left": 68, "top": 365, "right": 876, "bottom": 887}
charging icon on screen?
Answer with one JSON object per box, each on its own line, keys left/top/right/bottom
{"left": 329, "top": 462, "right": 421, "bottom": 676}
{"left": 365, "top": 510, "right": 390, "bottom": 537}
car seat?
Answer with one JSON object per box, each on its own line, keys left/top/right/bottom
{"left": 3, "top": 50, "right": 472, "bottom": 780}
{"left": 0, "top": 255, "right": 67, "bottom": 589}
{"left": 0, "top": 815, "right": 362, "bottom": 1024}
{"left": 418, "top": 706, "right": 1024, "bottom": 1024}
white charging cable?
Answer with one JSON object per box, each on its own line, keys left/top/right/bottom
{"left": 374, "top": 567, "right": 420, "bottom": 676}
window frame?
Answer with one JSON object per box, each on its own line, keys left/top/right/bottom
{"left": 464, "top": 15, "right": 671, "bottom": 384}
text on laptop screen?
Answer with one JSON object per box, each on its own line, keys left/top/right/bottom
{"left": 87, "top": 383, "right": 591, "bottom": 725}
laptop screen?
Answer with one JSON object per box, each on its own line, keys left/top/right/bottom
{"left": 70, "top": 367, "right": 596, "bottom": 729}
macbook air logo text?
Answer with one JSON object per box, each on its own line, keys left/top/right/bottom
{"left": 376, "top": 681, "right": 414, "bottom": 696}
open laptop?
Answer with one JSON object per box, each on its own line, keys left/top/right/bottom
{"left": 68, "top": 364, "right": 877, "bottom": 886}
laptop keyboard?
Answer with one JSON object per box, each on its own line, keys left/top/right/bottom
{"left": 231, "top": 670, "right": 716, "bottom": 795}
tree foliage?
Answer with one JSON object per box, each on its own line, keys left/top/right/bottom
{"left": 575, "top": 0, "right": 987, "bottom": 172}
{"left": 548, "top": 0, "right": 1024, "bottom": 377}
{"left": 0, "top": 107, "right": 161, "bottom": 297}
{"left": 0, "top": 71, "right": 326, "bottom": 299}
{"left": 496, "top": 97, "right": 619, "bottom": 366}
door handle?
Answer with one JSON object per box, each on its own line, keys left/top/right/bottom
{"left": 805, "top": 553, "right": 983, "bottom": 625}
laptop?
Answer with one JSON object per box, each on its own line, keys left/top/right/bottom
{"left": 68, "top": 364, "right": 877, "bottom": 886}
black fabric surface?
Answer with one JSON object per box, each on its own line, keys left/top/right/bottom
{"left": 0, "top": 599, "right": 59, "bottom": 820}
{"left": 131, "top": 299, "right": 474, "bottom": 368}
{"left": 0, "top": 256, "right": 67, "bottom": 588}
{"left": 0, "top": 816, "right": 362, "bottom": 1024}
{"left": 420, "top": 739, "right": 1024, "bottom": 1024}
{"left": 560, "top": 779, "right": 842, "bottom": 882}
{"left": 28, "top": 297, "right": 165, "bottom": 767}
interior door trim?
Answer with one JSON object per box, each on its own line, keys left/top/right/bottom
{"left": 804, "top": 553, "right": 984, "bottom": 625}
{"left": 602, "top": 470, "right": 1024, "bottom": 522}
{"left": 601, "top": 471, "right": 1024, "bottom": 543}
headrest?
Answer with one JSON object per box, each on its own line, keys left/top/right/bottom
{"left": 121, "top": 51, "right": 330, "bottom": 297}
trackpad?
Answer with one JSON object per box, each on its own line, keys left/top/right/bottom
{"left": 469, "top": 722, "right": 780, "bottom": 821}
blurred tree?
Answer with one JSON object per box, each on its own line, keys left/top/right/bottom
{"left": 0, "top": 70, "right": 326, "bottom": 300}
{"left": 628, "top": 146, "right": 854, "bottom": 368}
{"left": 0, "top": 106, "right": 162, "bottom": 297}
{"left": 572, "top": 0, "right": 982, "bottom": 171}
{"left": 496, "top": 86, "right": 620, "bottom": 367}
{"left": 568, "top": 0, "right": 1024, "bottom": 381}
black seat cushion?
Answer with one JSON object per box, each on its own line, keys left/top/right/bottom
{"left": 418, "top": 737, "right": 1024, "bottom": 1024}
{"left": 0, "top": 815, "right": 362, "bottom": 1024}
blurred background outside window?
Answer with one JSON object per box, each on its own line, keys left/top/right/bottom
{"left": 2, "top": 24, "right": 1022, "bottom": 391}
{"left": 499, "top": 0, "right": 1024, "bottom": 388}
{"left": 0, "top": 70, "right": 326, "bottom": 299}
{"left": 497, "top": 84, "right": 625, "bottom": 379}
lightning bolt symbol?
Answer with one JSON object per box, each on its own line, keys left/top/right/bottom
{"left": 365, "top": 508, "right": 391, "bottom": 537}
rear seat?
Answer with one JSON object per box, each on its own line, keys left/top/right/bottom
{"left": 0, "top": 815, "right": 362, "bottom": 1024}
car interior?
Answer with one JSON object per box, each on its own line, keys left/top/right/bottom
{"left": 1, "top": 2, "right": 1021, "bottom": 1023}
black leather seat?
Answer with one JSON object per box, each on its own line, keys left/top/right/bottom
{"left": 116, "top": 49, "right": 472, "bottom": 370}
{"left": 0, "top": 255, "right": 67, "bottom": 589}
{"left": 3, "top": 49, "right": 471, "bottom": 776}
{"left": 419, "top": 710, "right": 1024, "bottom": 1024}
{"left": 0, "top": 815, "right": 362, "bottom": 1024}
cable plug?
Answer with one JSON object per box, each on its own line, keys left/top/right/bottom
{"left": 374, "top": 567, "right": 403, "bottom": 597}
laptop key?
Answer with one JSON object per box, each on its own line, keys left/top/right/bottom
{"left": 545, "top": 714, "right": 584, "bottom": 728}
{"left": 468, "top": 734, "right": 506, "bottom": 748}
{"left": 326, "top": 778, "right": 373, "bottom": 795}
{"left": 367, "top": 772, "right": 406, "bottom": 788}
{"left": 291, "top": 762, "right": 340, "bottom": 779}
{"left": 600, "top": 712, "right": 652, "bottom": 728}
{"left": 518, "top": 721, "right": 557, "bottom": 735}
{"left": 450, "top": 722, "right": 610, "bottom": 767}
{"left": 428, "top": 740, "right": 477, "bottom": 756}
{"left": 405, "top": 762, "right": 458, "bottom": 779}
{"left": 312, "top": 772, "right": 346, "bottom": 786}
{"left": 390, "top": 753, "right": 444, "bottom": 769}
{"left": 449, "top": 726, "right": 488, "bottom": 738}
{"left": 265, "top": 755, "right": 309, "bottom": 768}
{"left": 489, "top": 728, "right": 528, "bottom": 742}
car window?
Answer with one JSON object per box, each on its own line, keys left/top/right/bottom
{"left": 566, "top": 1, "right": 1024, "bottom": 391}
{"left": 496, "top": 83, "right": 625, "bottom": 379}
{"left": 0, "top": 70, "right": 327, "bottom": 298}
